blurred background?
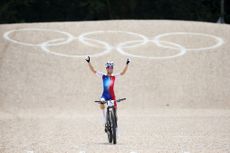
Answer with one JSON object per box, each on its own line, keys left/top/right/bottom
{"left": 0, "top": 0, "right": 229, "bottom": 24}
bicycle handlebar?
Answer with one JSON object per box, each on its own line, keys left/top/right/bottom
{"left": 95, "top": 98, "right": 126, "bottom": 103}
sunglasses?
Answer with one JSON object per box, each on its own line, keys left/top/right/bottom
{"left": 106, "top": 66, "right": 113, "bottom": 69}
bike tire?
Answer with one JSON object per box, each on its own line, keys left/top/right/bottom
{"left": 108, "top": 129, "right": 112, "bottom": 143}
{"left": 107, "top": 111, "right": 112, "bottom": 143}
{"left": 109, "top": 109, "right": 117, "bottom": 144}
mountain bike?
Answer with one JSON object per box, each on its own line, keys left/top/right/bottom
{"left": 95, "top": 98, "right": 126, "bottom": 144}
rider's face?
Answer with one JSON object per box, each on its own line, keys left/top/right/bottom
{"left": 106, "top": 67, "right": 113, "bottom": 74}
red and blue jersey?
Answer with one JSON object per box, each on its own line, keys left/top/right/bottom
{"left": 96, "top": 72, "right": 120, "bottom": 108}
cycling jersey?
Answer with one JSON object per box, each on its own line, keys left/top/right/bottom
{"left": 96, "top": 71, "right": 120, "bottom": 108}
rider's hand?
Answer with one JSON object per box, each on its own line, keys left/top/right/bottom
{"left": 126, "top": 58, "right": 130, "bottom": 65}
{"left": 85, "top": 56, "right": 90, "bottom": 63}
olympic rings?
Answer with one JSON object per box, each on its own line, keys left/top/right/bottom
{"left": 3, "top": 28, "right": 224, "bottom": 60}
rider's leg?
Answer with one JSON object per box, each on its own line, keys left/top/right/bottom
{"left": 100, "top": 104, "right": 108, "bottom": 132}
{"left": 100, "top": 104, "right": 106, "bottom": 124}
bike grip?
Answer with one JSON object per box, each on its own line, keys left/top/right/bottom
{"left": 117, "top": 98, "right": 126, "bottom": 102}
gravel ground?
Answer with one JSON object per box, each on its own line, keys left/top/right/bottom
{"left": 0, "top": 20, "right": 230, "bottom": 153}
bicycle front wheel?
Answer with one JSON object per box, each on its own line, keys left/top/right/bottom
{"left": 109, "top": 109, "right": 117, "bottom": 144}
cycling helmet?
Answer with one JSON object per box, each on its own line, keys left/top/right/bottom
{"left": 105, "top": 61, "right": 114, "bottom": 68}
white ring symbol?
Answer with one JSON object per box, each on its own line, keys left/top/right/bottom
{"left": 4, "top": 28, "right": 74, "bottom": 47}
{"left": 154, "top": 32, "right": 224, "bottom": 51}
{"left": 117, "top": 39, "right": 186, "bottom": 59}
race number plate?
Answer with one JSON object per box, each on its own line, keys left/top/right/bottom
{"left": 107, "top": 100, "right": 114, "bottom": 107}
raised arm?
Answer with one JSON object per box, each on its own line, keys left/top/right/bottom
{"left": 85, "top": 56, "right": 96, "bottom": 74}
{"left": 120, "top": 58, "right": 130, "bottom": 76}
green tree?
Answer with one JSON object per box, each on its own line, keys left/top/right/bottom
{"left": 0, "top": 0, "right": 229, "bottom": 24}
